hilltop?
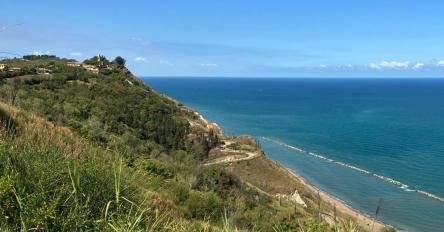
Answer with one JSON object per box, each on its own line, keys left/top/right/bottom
{"left": 0, "top": 55, "right": 393, "bottom": 231}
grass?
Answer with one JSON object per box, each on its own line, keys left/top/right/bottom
{"left": 222, "top": 155, "right": 309, "bottom": 196}
{"left": 0, "top": 104, "right": 223, "bottom": 231}
{"left": 0, "top": 106, "right": 17, "bottom": 135}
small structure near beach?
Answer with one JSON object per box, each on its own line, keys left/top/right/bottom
{"left": 276, "top": 190, "right": 307, "bottom": 208}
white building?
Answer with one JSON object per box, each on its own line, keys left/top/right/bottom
{"left": 67, "top": 61, "right": 81, "bottom": 67}
{"left": 37, "top": 68, "right": 52, "bottom": 75}
{"left": 82, "top": 64, "right": 99, "bottom": 74}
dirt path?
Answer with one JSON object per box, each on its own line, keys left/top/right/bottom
{"left": 203, "top": 141, "right": 261, "bottom": 166}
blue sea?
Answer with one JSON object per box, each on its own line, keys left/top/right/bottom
{"left": 144, "top": 77, "right": 444, "bottom": 232}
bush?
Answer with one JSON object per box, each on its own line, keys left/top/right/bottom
{"left": 135, "top": 159, "right": 174, "bottom": 179}
{"left": 185, "top": 191, "right": 223, "bottom": 220}
{"left": 193, "top": 168, "right": 242, "bottom": 198}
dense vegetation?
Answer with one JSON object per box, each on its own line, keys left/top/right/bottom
{"left": 0, "top": 55, "right": 390, "bottom": 231}
{"left": 0, "top": 55, "right": 214, "bottom": 161}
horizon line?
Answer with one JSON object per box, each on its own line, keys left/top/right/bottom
{"left": 139, "top": 76, "right": 444, "bottom": 79}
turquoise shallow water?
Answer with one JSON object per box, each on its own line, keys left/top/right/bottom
{"left": 144, "top": 77, "right": 444, "bottom": 231}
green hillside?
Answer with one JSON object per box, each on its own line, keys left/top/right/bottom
{"left": 0, "top": 55, "right": 392, "bottom": 231}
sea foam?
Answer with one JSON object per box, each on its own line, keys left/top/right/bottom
{"left": 260, "top": 136, "right": 444, "bottom": 204}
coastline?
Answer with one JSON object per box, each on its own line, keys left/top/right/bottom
{"left": 187, "top": 109, "right": 394, "bottom": 231}
{"left": 185, "top": 107, "right": 392, "bottom": 231}
{"left": 280, "top": 163, "right": 388, "bottom": 231}
{"left": 262, "top": 136, "right": 444, "bottom": 205}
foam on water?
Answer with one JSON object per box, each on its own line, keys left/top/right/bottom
{"left": 260, "top": 136, "right": 444, "bottom": 204}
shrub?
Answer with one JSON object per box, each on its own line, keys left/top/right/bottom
{"left": 185, "top": 191, "right": 223, "bottom": 220}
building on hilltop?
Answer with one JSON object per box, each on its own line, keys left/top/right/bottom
{"left": 67, "top": 61, "right": 81, "bottom": 67}
{"left": 82, "top": 64, "right": 99, "bottom": 74}
{"left": 8, "top": 67, "right": 21, "bottom": 72}
{"left": 96, "top": 54, "right": 109, "bottom": 68}
{"left": 82, "top": 54, "right": 109, "bottom": 69}
{"left": 36, "top": 68, "right": 52, "bottom": 75}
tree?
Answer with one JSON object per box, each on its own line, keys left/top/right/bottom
{"left": 8, "top": 77, "right": 21, "bottom": 106}
{"left": 83, "top": 57, "right": 99, "bottom": 66}
{"left": 113, "top": 56, "right": 126, "bottom": 69}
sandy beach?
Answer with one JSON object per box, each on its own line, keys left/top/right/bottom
{"left": 284, "top": 167, "right": 389, "bottom": 231}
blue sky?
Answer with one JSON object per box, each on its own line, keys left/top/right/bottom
{"left": 2, "top": 0, "right": 444, "bottom": 77}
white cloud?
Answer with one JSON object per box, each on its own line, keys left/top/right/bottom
{"left": 70, "top": 52, "right": 83, "bottom": 57}
{"left": 437, "top": 60, "right": 444, "bottom": 67}
{"left": 412, "top": 63, "right": 425, "bottom": 69}
{"left": 369, "top": 63, "right": 382, "bottom": 70}
{"left": 380, "top": 61, "right": 410, "bottom": 69}
{"left": 336, "top": 64, "right": 353, "bottom": 69}
{"left": 319, "top": 64, "right": 328, "bottom": 68}
{"left": 200, "top": 63, "right": 218, "bottom": 67}
{"left": 0, "top": 23, "right": 21, "bottom": 32}
{"left": 369, "top": 61, "right": 410, "bottom": 69}
{"left": 32, "top": 51, "right": 50, "bottom": 56}
{"left": 134, "top": 57, "right": 148, "bottom": 62}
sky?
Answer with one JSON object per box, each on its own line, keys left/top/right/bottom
{"left": 1, "top": 0, "right": 444, "bottom": 77}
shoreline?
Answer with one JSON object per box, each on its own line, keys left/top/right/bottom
{"left": 282, "top": 164, "right": 389, "bottom": 231}
{"left": 261, "top": 136, "right": 444, "bottom": 205}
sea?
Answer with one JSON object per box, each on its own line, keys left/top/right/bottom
{"left": 144, "top": 77, "right": 444, "bottom": 232}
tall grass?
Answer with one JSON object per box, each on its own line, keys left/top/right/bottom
{"left": 0, "top": 105, "right": 217, "bottom": 231}
{"left": 0, "top": 106, "right": 17, "bottom": 136}
{"left": 222, "top": 210, "right": 233, "bottom": 232}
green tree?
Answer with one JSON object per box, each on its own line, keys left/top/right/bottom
{"left": 113, "top": 56, "right": 126, "bottom": 69}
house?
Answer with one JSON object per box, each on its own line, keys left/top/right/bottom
{"left": 67, "top": 61, "right": 81, "bottom": 67}
{"left": 82, "top": 64, "right": 99, "bottom": 74}
{"left": 0, "top": 64, "right": 6, "bottom": 71}
{"left": 8, "top": 67, "right": 21, "bottom": 72}
{"left": 37, "top": 68, "right": 52, "bottom": 75}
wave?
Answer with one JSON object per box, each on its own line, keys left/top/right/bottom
{"left": 260, "top": 136, "right": 444, "bottom": 204}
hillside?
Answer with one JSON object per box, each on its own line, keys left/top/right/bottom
{"left": 0, "top": 55, "right": 393, "bottom": 231}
